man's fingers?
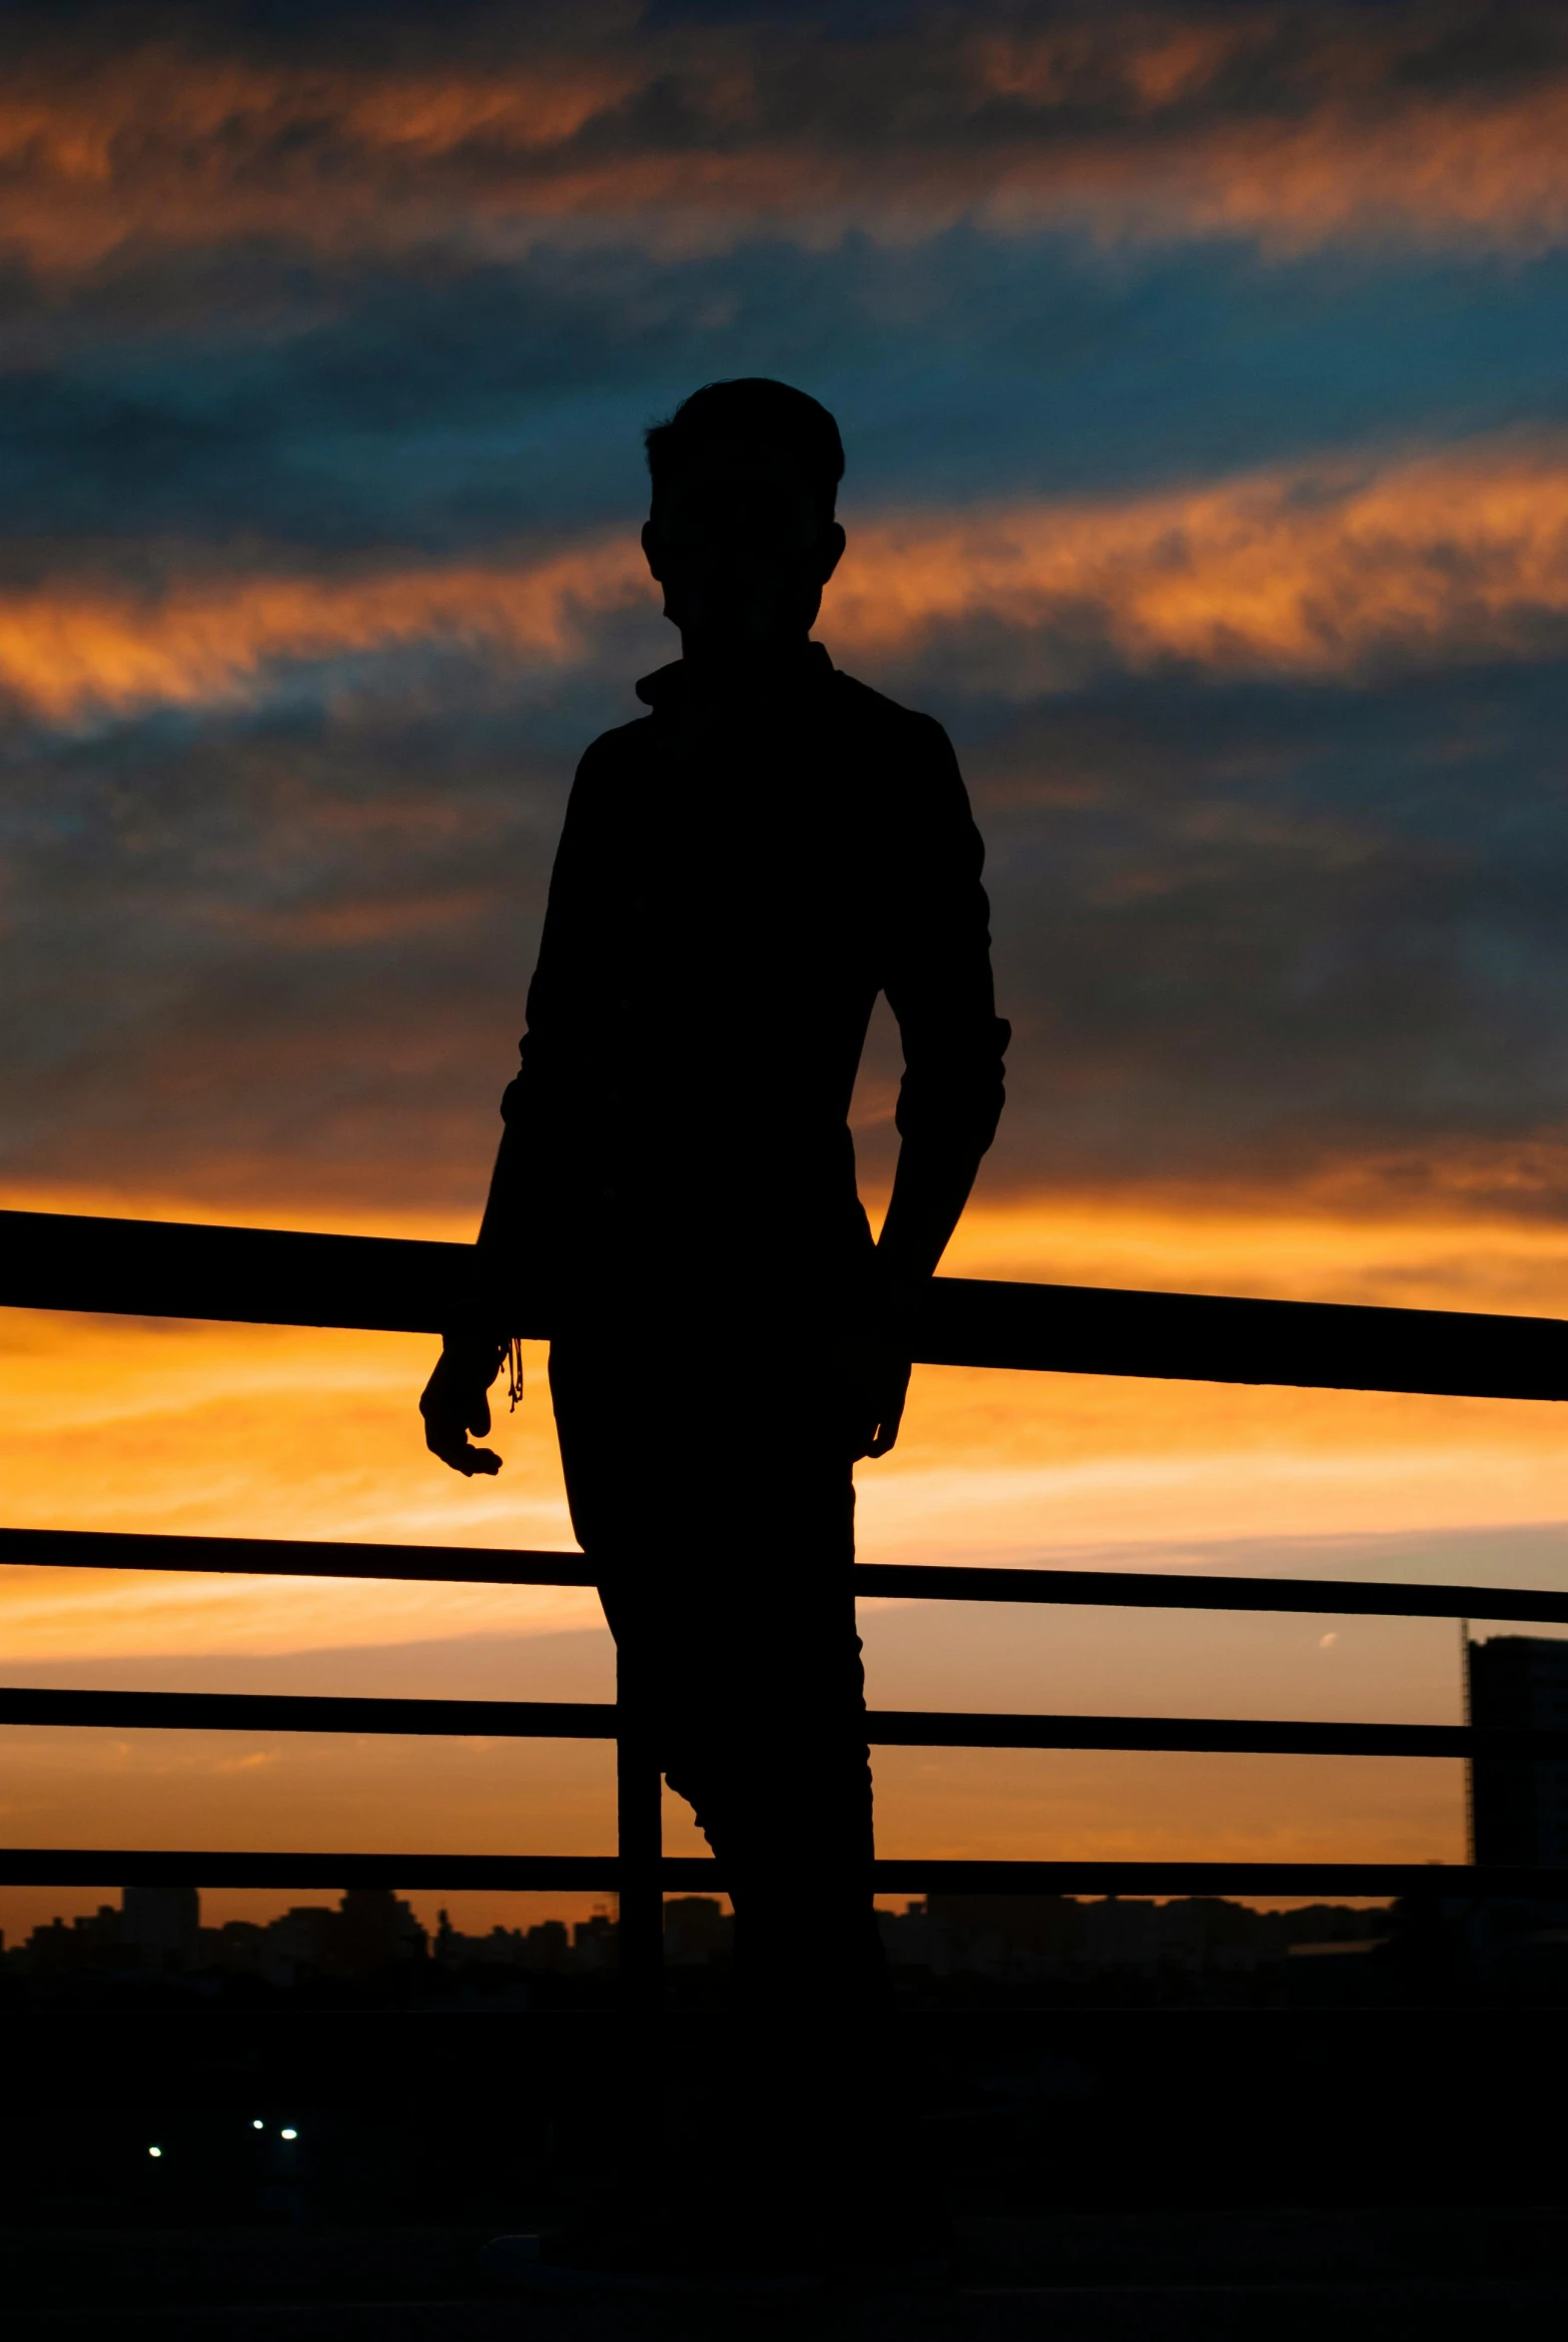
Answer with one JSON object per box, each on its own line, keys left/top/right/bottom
{"left": 453, "top": 1444, "right": 502, "bottom": 1477}
{"left": 420, "top": 1341, "right": 507, "bottom": 1476}
{"left": 422, "top": 1405, "right": 503, "bottom": 1477}
{"left": 863, "top": 1375, "right": 910, "bottom": 1459}
{"left": 835, "top": 1342, "right": 913, "bottom": 1462}
{"left": 426, "top": 1427, "right": 504, "bottom": 1476}
{"left": 855, "top": 1406, "right": 898, "bottom": 1460}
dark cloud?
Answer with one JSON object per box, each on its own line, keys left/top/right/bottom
{"left": 0, "top": 676, "right": 579, "bottom": 1213}
{"left": 8, "top": 224, "right": 1568, "bottom": 584}
{"left": 6, "top": 616, "right": 1568, "bottom": 1227}
{"left": 964, "top": 659, "right": 1568, "bottom": 1206}
{"left": 3, "top": 2, "right": 1568, "bottom": 1236}
{"left": 7, "top": 2, "right": 1568, "bottom": 283}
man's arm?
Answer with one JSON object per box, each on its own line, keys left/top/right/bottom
{"left": 420, "top": 752, "right": 601, "bottom": 1475}
{"left": 858, "top": 716, "right": 1009, "bottom": 1456}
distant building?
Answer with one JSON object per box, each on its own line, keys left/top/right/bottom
{"left": 336, "top": 1886, "right": 427, "bottom": 1972}
{"left": 19, "top": 1904, "right": 122, "bottom": 1974}
{"left": 200, "top": 1919, "right": 268, "bottom": 1977}
{"left": 878, "top": 1894, "right": 1386, "bottom": 1979}
{"left": 121, "top": 1885, "right": 201, "bottom": 1968}
{"left": 13, "top": 1890, "right": 203, "bottom": 1977}
{"left": 572, "top": 1911, "right": 617, "bottom": 1972}
{"left": 1469, "top": 1635, "right": 1568, "bottom": 1869}
{"left": 263, "top": 1905, "right": 344, "bottom": 1981}
{"left": 522, "top": 1919, "right": 569, "bottom": 1971}
{"left": 430, "top": 1914, "right": 578, "bottom": 1974}
{"left": 662, "top": 1897, "right": 731, "bottom": 1963}
{"left": 923, "top": 1894, "right": 1082, "bottom": 1963}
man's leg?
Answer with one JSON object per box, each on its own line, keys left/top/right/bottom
{"left": 550, "top": 1330, "right": 882, "bottom": 1999}
{"left": 652, "top": 1464, "right": 886, "bottom": 2018}
{"left": 548, "top": 1332, "right": 934, "bottom": 2267}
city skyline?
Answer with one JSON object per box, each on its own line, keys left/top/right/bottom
{"left": 3, "top": 1878, "right": 1397, "bottom": 1994}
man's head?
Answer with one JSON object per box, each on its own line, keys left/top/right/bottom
{"left": 642, "top": 379, "right": 846, "bottom": 659}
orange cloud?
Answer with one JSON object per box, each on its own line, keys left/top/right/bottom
{"left": 5, "top": 9, "right": 1568, "bottom": 268}
{"left": 835, "top": 435, "right": 1568, "bottom": 679}
{"left": 972, "top": 11, "right": 1568, "bottom": 254}
{"left": 0, "top": 45, "right": 642, "bottom": 270}
{"left": 10, "top": 432, "right": 1568, "bottom": 721}
{"left": 0, "top": 538, "right": 648, "bottom": 721}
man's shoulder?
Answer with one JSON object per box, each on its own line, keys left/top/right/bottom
{"left": 570, "top": 711, "right": 657, "bottom": 791}
{"left": 826, "top": 668, "right": 962, "bottom": 811}
{"left": 828, "top": 665, "right": 947, "bottom": 746}
{"left": 582, "top": 709, "right": 657, "bottom": 757}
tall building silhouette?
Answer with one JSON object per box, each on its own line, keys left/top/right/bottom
{"left": 1469, "top": 1635, "right": 1568, "bottom": 1868}
{"left": 120, "top": 1884, "right": 201, "bottom": 1966}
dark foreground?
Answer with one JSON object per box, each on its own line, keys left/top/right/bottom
{"left": 7, "top": 2206, "right": 1568, "bottom": 2339}
{"left": 5, "top": 2003, "right": 1566, "bottom": 2336}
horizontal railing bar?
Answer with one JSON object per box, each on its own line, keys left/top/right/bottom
{"left": 0, "top": 1211, "right": 469, "bottom": 1338}
{"left": 4, "top": 1683, "right": 1566, "bottom": 1762}
{"left": 870, "top": 1711, "right": 1568, "bottom": 1760}
{"left": 856, "top": 1562, "right": 1568, "bottom": 1624}
{"left": 0, "top": 1526, "right": 599, "bottom": 1589}
{"left": 0, "top": 1687, "right": 615, "bottom": 1739}
{"left": 3, "top": 1849, "right": 1566, "bottom": 1899}
{"left": 9, "top": 1206, "right": 1568, "bottom": 1398}
{"left": 924, "top": 1282, "right": 1568, "bottom": 1401}
{"left": 6, "top": 1526, "right": 1567, "bottom": 1627}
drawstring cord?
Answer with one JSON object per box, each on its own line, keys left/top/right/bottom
{"left": 506, "top": 1336, "right": 524, "bottom": 1411}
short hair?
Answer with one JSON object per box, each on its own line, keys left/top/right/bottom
{"left": 644, "top": 379, "right": 844, "bottom": 522}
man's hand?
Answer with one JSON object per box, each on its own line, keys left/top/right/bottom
{"left": 420, "top": 1334, "right": 507, "bottom": 1476}
{"left": 830, "top": 1260, "right": 926, "bottom": 1459}
{"left": 833, "top": 1273, "right": 922, "bottom": 1451}
{"left": 830, "top": 1322, "right": 913, "bottom": 1460}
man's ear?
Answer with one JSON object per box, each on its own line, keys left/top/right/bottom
{"left": 640, "top": 517, "right": 663, "bottom": 581}
{"left": 819, "top": 520, "right": 847, "bottom": 584}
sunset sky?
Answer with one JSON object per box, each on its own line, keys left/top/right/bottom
{"left": 6, "top": 0, "right": 1568, "bottom": 1943}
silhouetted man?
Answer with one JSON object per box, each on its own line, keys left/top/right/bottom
{"left": 421, "top": 379, "right": 1008, "bottom": 2271}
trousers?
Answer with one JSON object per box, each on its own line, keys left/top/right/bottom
{"left": 548, "top": 1325, "right": 888, "bottom": 2009}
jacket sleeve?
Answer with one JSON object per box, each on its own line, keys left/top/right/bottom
{"left": 882, "top": 715, "right": 1010, "bottom": 1162}
{"left": 474, "top": 745, "right": 606, "bottom": 1286}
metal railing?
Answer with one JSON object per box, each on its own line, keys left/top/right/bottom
{"left": 4, "top": 1204, "right": 1568, "bottom": 1999}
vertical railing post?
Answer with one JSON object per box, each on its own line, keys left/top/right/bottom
{"left": 612, "top": 1645, "right": 663, "bottom": 2223}
{"left": 1460, "top": 1617, "right": 1475, "bottom": 1864}
{"left": 615, "top": 1644, "right": 663, "bottom": 2008}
